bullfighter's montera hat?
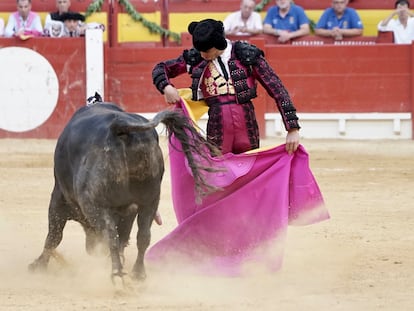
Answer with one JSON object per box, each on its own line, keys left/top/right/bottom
{"left": 188, "top": 19, "right": 227, "bottom": 52}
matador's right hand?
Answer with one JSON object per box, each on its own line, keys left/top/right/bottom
{"left": 163, "top": 85, "right": 181, "bottom": 105}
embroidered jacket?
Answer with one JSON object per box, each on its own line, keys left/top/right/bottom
{"left": 152, "top": 41, "right": 300, "bottom": 131}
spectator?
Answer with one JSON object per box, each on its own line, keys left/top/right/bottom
{"left": 378, "top": 0, "right": 414, "bottom": 44}
{"left": 263, "top": 0, "right": 310, "bottom": 43}
{"left": 315, "top": 0, "right": 363, "bottom": 41}
{"left": 4, "top": 0, "right": 43, "bottom": 38}
{"left": 44, "top": 0, "right": 72, "bottom": 28}
{"left": 45, "top": 20, "right": 65, "bottom": 37}
{"left": 223, "top": 0, "right": 263, "bottom": 36}
{"left": 0, "top": 18, "right": 4, "bottom": 36}
{"left": 60, "top": 11, "right": 86, "bottom": 37}
{"left": 45, "top": 11, "right": 105, "bottom": 38}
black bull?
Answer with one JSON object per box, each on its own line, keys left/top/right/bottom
{"left": 29, "top": 103, "right": 219, "bottom": 280}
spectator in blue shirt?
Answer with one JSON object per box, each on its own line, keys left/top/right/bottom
{"left": 315, "top": 0, "right": 363, "bottom": 41}
{"left": 263, "top": 0, "right": 310, "bottom": 43}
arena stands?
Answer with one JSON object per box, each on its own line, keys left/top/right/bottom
{"left": 0, "top": 0, "right": 397, "bottom": 44}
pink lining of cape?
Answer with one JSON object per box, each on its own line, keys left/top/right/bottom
{"left": 146, "top": 93, "right": 329, "bottom": 276}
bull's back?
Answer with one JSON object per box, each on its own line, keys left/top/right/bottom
{"left": 53, "top": 103, "right": 162, "bottom": 203}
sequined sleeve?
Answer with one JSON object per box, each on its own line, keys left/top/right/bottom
{"left": 152, "top": 54, "right": 188, "bottom": 94}
{"left": 252, "top": 57, "right": 300, "bottom": 131}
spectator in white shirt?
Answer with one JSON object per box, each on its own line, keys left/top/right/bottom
{"left": 4, "top": 0, "right": 43, "bottom": 38}
{"left": 223, "top": 0, "right": 263, "bottom": 36}
{"left": 378, "top": 0, "right": 414, "bottom": 44}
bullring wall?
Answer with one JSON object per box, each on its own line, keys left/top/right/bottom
{"left": 0, "top": 1, "right": 412, "bottom": 139}
{"left": 1, "top": 36, "right": 413, "bottom": 139}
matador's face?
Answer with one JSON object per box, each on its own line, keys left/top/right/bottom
{"left": 200, "top": 48, "right": 222, "bottom": 61}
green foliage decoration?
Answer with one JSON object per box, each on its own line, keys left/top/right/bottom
{"left": 84, "top": 0, "right": 181, "bottom": 43}
{"left": 255, "top": 0, "right": 272, "bottom": 12}
{"left": 85, "top": 0, "right": 104, "bottom": 18}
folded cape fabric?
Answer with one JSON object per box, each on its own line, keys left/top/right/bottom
{"left": 146, "top": 89, "right": 329, "bottom": 276}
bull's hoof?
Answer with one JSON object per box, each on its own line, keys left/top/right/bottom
{"left": 111, "top": 269, "right": 127, "bottom": 283}
{"left": 50, "top": 251, "right": 69, "bottom": 267}
{"left": 131, "top": 262, "right": 147, "bottom": 280}
{"left": 111, "top": 271, "right": 133, "bottom": 292}
{"left": 131, "top": 269, "right": 147, "bottom": 281}
{"left": 28, "top": 259, "right": 47, "bottom": 273}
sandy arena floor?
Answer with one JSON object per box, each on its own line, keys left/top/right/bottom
{"left": 0, "top": 137, "right": 413, "bottom": 311}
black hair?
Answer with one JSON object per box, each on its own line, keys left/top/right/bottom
{"left": 395, "top": 0, "right": 410, "bottom": 8}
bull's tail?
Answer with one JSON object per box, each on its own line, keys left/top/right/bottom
{"left": 111, "top": 109, "right": 222, "bottom": 199}
{"left": 158, "top": 110, "right": 223, "bottom": 196}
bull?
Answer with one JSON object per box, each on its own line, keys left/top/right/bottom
{"left": 28, "top": 100, "right": 219, "bottom": 281}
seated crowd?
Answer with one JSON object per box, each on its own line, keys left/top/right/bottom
{"left": 0, "top": 0, "right": 103, "bottom": 39}
{"left": 224, "top": 0, "right": 414, "bottom": 44}
{"left": 0, "top": 0, "right": 412, "bottom": 44}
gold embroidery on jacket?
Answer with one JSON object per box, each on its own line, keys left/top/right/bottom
{"left": 203, "top": 62, "right": 235, "bottom": 96}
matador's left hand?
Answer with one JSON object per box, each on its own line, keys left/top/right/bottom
{"left": 285, "top": 129, "right": 300, "bottom": 155}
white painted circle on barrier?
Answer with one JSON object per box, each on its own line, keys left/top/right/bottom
{"left": 0, "top": 47, "right": 59, "bottom": 132}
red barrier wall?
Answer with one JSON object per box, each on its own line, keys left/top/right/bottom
{"left": 0, "top": 0, "right": 412, "bottom": 139}
{"left": 0, "top": 38, "right": 86, "bottom": 138}
{"left": 104, "top": 41, "right": 413, "bottom": 138}
{"left": 262, "top": 43, "right": 412, "bottom": 113}
{"left": 105, "top": 46, "right": 188, "bottom": 112}
{"left": 104, "top": 41, "right": 413, "bottom": 114}
{"left": 1, "top": 38, "right": 413, "bottom": 139}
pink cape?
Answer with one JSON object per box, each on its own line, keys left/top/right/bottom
{"left": 147, "top": 92, "right": 329, "bottom": 276}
